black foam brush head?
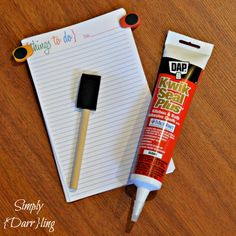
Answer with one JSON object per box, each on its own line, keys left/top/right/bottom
{"left": 77, "top": 73, "right": 101, "bottom": 111}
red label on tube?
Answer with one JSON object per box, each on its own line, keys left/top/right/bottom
{"left": 134, "top": 58, "right": 202, "bottom": 182}
{"left": 130, "top": 31, "right": 214, "bottom": 223}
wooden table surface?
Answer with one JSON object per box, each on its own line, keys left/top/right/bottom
{"left": 0, "top": 0, "right": 235, "bottom": 235}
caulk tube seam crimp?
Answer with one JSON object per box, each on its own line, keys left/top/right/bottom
{"left": 130, "top": 31, "right": 214, "bottom": 222}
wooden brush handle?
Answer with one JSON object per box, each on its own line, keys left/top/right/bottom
{"left": 70, "top": 109, "right": 90, "bottom": 190}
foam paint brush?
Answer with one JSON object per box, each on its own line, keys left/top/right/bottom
{"left": 70, "top": 73, "right": 101, "bottom": 190}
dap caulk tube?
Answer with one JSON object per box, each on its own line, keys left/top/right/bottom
{"left": 130, "top": 31, "right": 214, "bottom": 222}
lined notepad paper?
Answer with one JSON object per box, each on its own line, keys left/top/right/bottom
{"left": 22, "top": 8, "right": 174, "bottom": 202}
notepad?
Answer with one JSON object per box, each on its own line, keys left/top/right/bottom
{"left": 22, "top": 8, "right": 174, "bottom": 202}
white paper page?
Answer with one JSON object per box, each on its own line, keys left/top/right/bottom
{"left": 22, "top": 8, "right": 174, "bottom": 202}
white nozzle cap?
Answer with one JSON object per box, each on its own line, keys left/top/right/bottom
{"left": 131, "top": 187, "right": 150, "bottom": 222}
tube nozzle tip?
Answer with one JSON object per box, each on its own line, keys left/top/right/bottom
{"left": 131, "top": 214, "right": 139, "bottom": 222}
{"left": 130, "top": 187, "right": 150, "bottom": 223}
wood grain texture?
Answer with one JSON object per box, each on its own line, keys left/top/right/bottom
{"left": 0, "top": 0, "right": 235, "bottom": 235}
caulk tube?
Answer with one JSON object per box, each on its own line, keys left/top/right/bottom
{"left": 131, "top": 31, "right": 214, "bottom": 222}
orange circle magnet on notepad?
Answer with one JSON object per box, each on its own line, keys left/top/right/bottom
{"left": 12, "top": 45, "right": 33, "bottom": 62}
{"left": 120, "top": 13, "right": 140, "bottom": 30}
